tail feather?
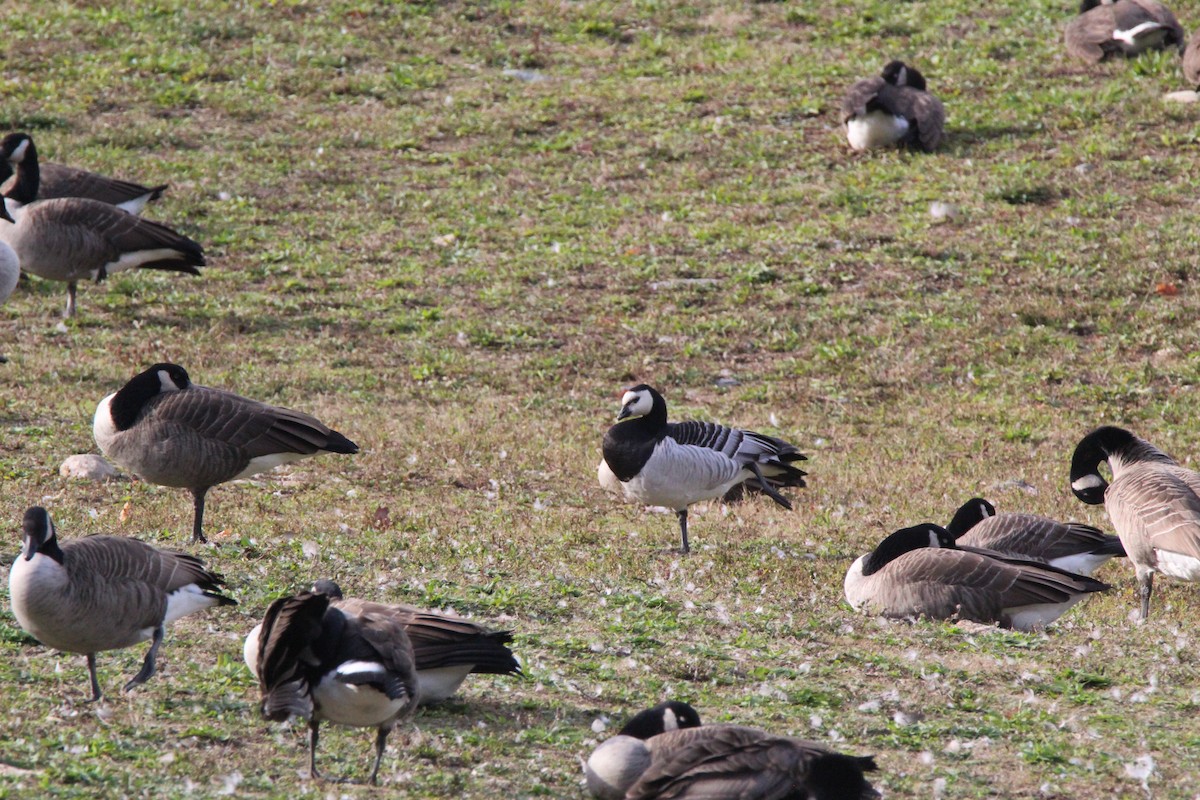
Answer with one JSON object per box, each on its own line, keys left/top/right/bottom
{"left": 261, "top": 679, "right": 313, "bottom": 721}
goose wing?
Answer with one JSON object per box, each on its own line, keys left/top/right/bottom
{"left": 1065, "top": 6, "right": 1121, "bottom": 62}
{"left": 344, "top": 606, "right": 420, "bottom": 704}
{"left": 959, "top": 514, "right": 1121, "bottom": 560}
{"left": 1127, "top": 0, "right": 1184, "bottom": 46}
{"left": 256, "top": 591, "right": 329, "bottom": 720}
{"left": 64, "top": 535, "right": 227, "bottom": 595}
{"left": 1108, "top": 464, "right": 1200, "bottom": 560}
{"left": 28, "top": 163, "right": 166, "bottom": 208}
{"left": 883, "top": 85, "right": 945, "bottom": 152}
{"left": 667, "top": 421, "right": 805, "bottom": 470}
{"left": 840, "top": 76, "right": 885, "bottom": 122}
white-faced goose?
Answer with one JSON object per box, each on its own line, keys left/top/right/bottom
{"left": 841, "top": 60, "right": 945, "bottom": 152}
{"left": 598, "top": 384, "right": 806, "bottom": 553}
{"left": 0, "top": 133, "right": 167, "bottom": 213}
{"left": 7, "top": 506, "right": 236, "bottom": 701}
{"left": 946, "top": 497, "right": 1126, "bottom": 576}
{"left": 844, "top": 523, "right": 1110, "bottom": 631}
{"left": 585, "top": 701, "right": 879, "bottom": 800}
{"left": 1064, "top": 0, "right": 1185, "bottom": 63}
{"left": 0, "top": 139, "right": 201, "bottom": 318}
{"left": 1070, "top": 425, "right": 1200, "bottom": 619}
{"left": 93, "top": 363, "right": 359, "bottom": 543}
{"left": 244, "top": 580, "right": 521, "bottom": 704}
{"left": 245, "top": 587, "right": 419, "bottom": 784}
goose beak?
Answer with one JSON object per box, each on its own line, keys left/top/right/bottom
{"left": 617, "top": 404, "right": 633, "bottom": 421}
{"left": 21, "top": 537, "right": 37, "bottom": 561}
{"left": 0, "top": 199, "right": 12, "bottom": 224}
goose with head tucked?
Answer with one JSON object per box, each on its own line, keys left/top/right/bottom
{"left": 7, "top": 506, "right": 236, "bottom": 701}
{"left": 586, "top": 701, "right": 880, "bottom": 800}
{"left": 844, "top": 523, "right": 1110, "bottom": 631}
{"left": 841, "top": 60, "right": 945, "bottom": 153}
{"left": 1070, "top": 425, "right": 1200, "bottom": 619}
{"left": 245, "top": 586, "right": 419, "bottom": 784}
{"left": 599, "top": 384, "right": 807, "bottom": 553}
{"left": 93, "top": 363, "right": 359, "bottom": 543}
{"left": 1064, "top": 0, "right": 1185, "bottom": 63}
{"left": 946, "top": 497, "right": 1125, "bottom": 576}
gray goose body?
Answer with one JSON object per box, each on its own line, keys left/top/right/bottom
{"left": 7, "top": 507, "right": 236, "bottom": 701}
{"left": 1184, "top": 29, "right": 1200, "bottom": 86}
{"left": 93, "top": 363, "right": 359, "bottom": 543}
{"left": 0, "top": 133, "right": 201, "bottom": 318}
{"left": 0, "top": 133, "right": 166, "bottom": 213}
{"left": 599, "top": 384, "right": 806, "bottom": 553}
{"left": 247, "top": 587, "right": 419, "bottom": 784}
{"left": 841, "top": 60, "right": 945, "bottom": 153}
{"left": 586, "top": 702, "right": 879, "bottom": 800}
{"left": 947, "top": 497, "right": 1125, "bottom": 576}
{"left": 1071, "top": 426, "right": 1200, "bottom": 619}
{"left": 244, "top": 580, "right": 520, "bottom": 704}
{"left": 1064, "top": 0, "right": 1185, "bottom": 63}
{"left": 844, "top": 524, "right": 1109, "bottom": 631}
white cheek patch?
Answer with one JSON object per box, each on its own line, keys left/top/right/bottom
{"left": 9, "top": 139, "right": 29, "bottom": 162}
{"left": 662, "top": 708, "right": 679, "bottom": 731}
{"left": 158, "top": 369, "right": 181, "bottom": 392}
{"left": 1072, "top": 474, "right": 1106, "bottom": 492}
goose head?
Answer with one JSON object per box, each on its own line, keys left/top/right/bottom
{"left": 20, "top": 506, "right": 57, "bottom": 561}
{"left": 616, "top": 384, "right": 663, "bottom": 422}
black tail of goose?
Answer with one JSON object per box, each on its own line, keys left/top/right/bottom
{"left": 600, "top": 384, "right": 806, "bottom": 553}
{"left": 7, "top": 506, "right": 236, "bottom": 701}
{"left": 94, "top": 363, "right": 359, "bottom": 543}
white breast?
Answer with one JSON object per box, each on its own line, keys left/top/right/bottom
{"left": 92, "top": 394, "right": 119, "bottom": 455}
{"left": 842, "top": 555, "right": 869, "bottom": 611}
{"left": 314, "top": 664, "right": 408, "bottom": 727}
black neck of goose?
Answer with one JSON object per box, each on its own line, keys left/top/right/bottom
{"left": 861, "top": 525, "right": 946, "bottom": 576}
{"left": 946, "top": 498, "right": 994, "bottom": 538}
{"left": 1071, "top": 426, "right": 1176, "bottom": 480}
{"left": 37, "top": 533, "right": 64, "bottom": 564}
{"left": 603, "top": 408, "right": 667, "bottom": 481}
{"left": 110, "top": 370, "right": 169, "bottom": 431}
{"left": 6, "top": 140, "right": 39, "bottom": 205}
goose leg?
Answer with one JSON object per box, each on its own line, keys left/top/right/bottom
{"left": 676, "top": 509, "right": 690, "bottom": 554}
{"left": 65, "top": 282, "right": 77, "bottom": 318}
{"left": 747, "top": 462, "right": 793, "bottom": 510}
{"left": 123, "top": 625, "right": 164, "bottom": 692}
{"left": 85, "top": 653, "right": 103, "bottom": 702}
{"left": 308, "top": 719, "right": 323, "bottom": 779}
{"left": 368, "top": 726, "right": 390, "bottom": 785}
{"left": 191, "top": 487, "right": 209, "bottom": 543}
{"left": 1138, "top": 572, "right": 1154, "bottom": 621}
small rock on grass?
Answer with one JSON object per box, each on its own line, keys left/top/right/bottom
{"left": 1163, "top": 90, "right": 1199, "bottom": 104}
{"left": 60, "top": 454, "right": 118, "bottom": 481}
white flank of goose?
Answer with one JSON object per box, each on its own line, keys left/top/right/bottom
{"left": 599, "top": 384, "right": 807, "bottom": 553}
{"left": 841, "top": 60, "right": 945, "bottom": 152}
{"left": 93, "top": 362, "right": 359, "bottom": 543}
{"left": 7, "top": 506, "right": 236, "bottom": 701}
{"left": 1071, "top": 425, "right": 1200, "bottom": 619}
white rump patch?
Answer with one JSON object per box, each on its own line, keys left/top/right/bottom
{"left": 1047, "top": 552, "right": 1111, "bottom": 577}
{"left": 108, "top": 248, "right": 190, "bottom": 274}
{"left": 315, "top": 666, "right": 408, "bottom": 727}
{"left": 1006, "top": 598, "right": 1085, "bottom": 632}
{"left": 846, "top": 111, "right": 909, "bottom": 151}
{"left": 234, "top": 451, "right": 310, "bottom": 479}
{"left": 164, "top": 583, "right": 222, "bottom": 625}
{"left": 415, "top": 665, "right": 472, "bottom": 703}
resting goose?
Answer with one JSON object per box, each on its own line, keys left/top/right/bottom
{"left": 246, "top": 587, "right": 420, "bottom": 784}
{"left": 946, "top": 497, "right": 1126, "bottom": 576}
{"left": 0, "top": 133, "right": 167, "bottom": 213}
{"left": 599, "top": 384, "right": 807, "bottom": 553}
{"left": 586, "top": 701, "right": 879, "bottom": 800}
{"left": 244, "top": 580, "right": 521, "bottom": 704}
{"left": 1064, "top": 0, "right": 1185, "bottom": 63}
{"left": 1070, "top": 426, "right": 1200, "bottom": 619}
{"left": 93, "top": 362, "right": 360, "bottom": 543}
{"left": 841, "top": 60, "right": 945, "bottom": 152}
{"left": 1184, "top": 29, "right": 1200, "bottom": 86}
{"left": 7, "top": 506, "right": 236, "bottom": 701}
{"left": 0, "top": 137, "right": 201, "bottom": 318}
{"left": 844, "top": 523, "right": 1110, "bottom": 631}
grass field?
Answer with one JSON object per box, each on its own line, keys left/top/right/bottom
{"left": 2, "top": 1, "right": 1200, "bottom": 797}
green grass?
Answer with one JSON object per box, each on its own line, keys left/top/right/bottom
{"left": 2, "top": 0, "right": 1200, "bottom": 797}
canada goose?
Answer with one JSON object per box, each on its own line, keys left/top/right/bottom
{"left": 841, "top": 60, "right": 945, "bottom": 152}
{"left": 93, "top": 363, "right": 359, "bottom": 543}
{"left": 586, "top": 701, "right": 879, "bottom": 800}
{"left": 245, "top": 587, "right": 419, "bottom": 784}
{"left": 0, "top": 140, "right": 201, "bottom": 319}
{"left": 0, "top": 236, "right": 18, "bottom": 363}
{"left": 844, "top": 523, "right": 1110, "bottom": 631}
{"left": 1064, "top": 0, "right": 1185, "bottom": 63}
{"left": 1184, "top": 29, "right": 1200, "bottom": 86}
{"left": 243, "top": 580, "right": 521, "bottom": 704}
{"left": 598, "top": 384, "right": 807, "bottom": 553}
{"left": 946, "top": 497, "right": 1126, "bottom": 576}
{"left": 0, "top": 133, "right": 167, "bottom": 213}
{"left": 1070, "top": 425, "right": 1200, "bottom": 619}
{"left": 7, "top": 506, "right": 236, "bottom": 701}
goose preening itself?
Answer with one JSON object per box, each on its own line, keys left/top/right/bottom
{"left": 841, "top": 60, "right": 945, "bottom": 152}
{"left": 93, "top": 363, "right": 360, "bottom": 543}
{"left": 844, "top": 523, "right": 1110, "bottom": 631}
{"left": 7, "top": 506, "right": 236, "bottom": 701}
{"left": 1070, "top": 426, "right": 1200, "bottom": 620}
{"left": 1064, "top": 0, "right": 1185, "bottom": 63}
{"left": 244, "top": 580, "right": 521, "bottom": 704}
{"left": 0, "top": 133, "right": 167, "bottom": 214}
{"left": 585, "top": 701, "right": 879, "bottom": 800}
{"left": 947, "top": 497, "right": 1126, "bottom": 576}
{"left": 0, "top": 137, "right": 201, "bottom": 318}
{"left": 598, "top": 384, "right": 807, "bottom": 554}
{"left": 245, "top": 587, "right": 420, "bottom": 784}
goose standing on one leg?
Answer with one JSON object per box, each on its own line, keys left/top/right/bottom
{"left": 245, "top": 587, "right": 420, "bottom": 784}
{"left": 7, "top": 506, "right": 236, "bottom": 701}
{"left": 93, "top": 363, "right": 360, "bottom": 543}
{"left": 0, "top": 133, "right": 167, "bottom": 214}
{"left": 841, "top": 60, "right": 945, "bottom": 152}
{"left": 1070, "top": 425, "right": 1200, "bottom": 619}
{"left": 946, "top": 497, "right": 1126, "bottom": 576}
{"left": 243, "top": 580, "right": 521, "bottom": 704}
{"left": 598, "top": 384, "right": 807, "bottom": 554}
{"left": 1064, "top": 0, "right": 1185, "bottom": 63}
{"left": 0, "top": 134, "right": 202, "bottom": 318}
